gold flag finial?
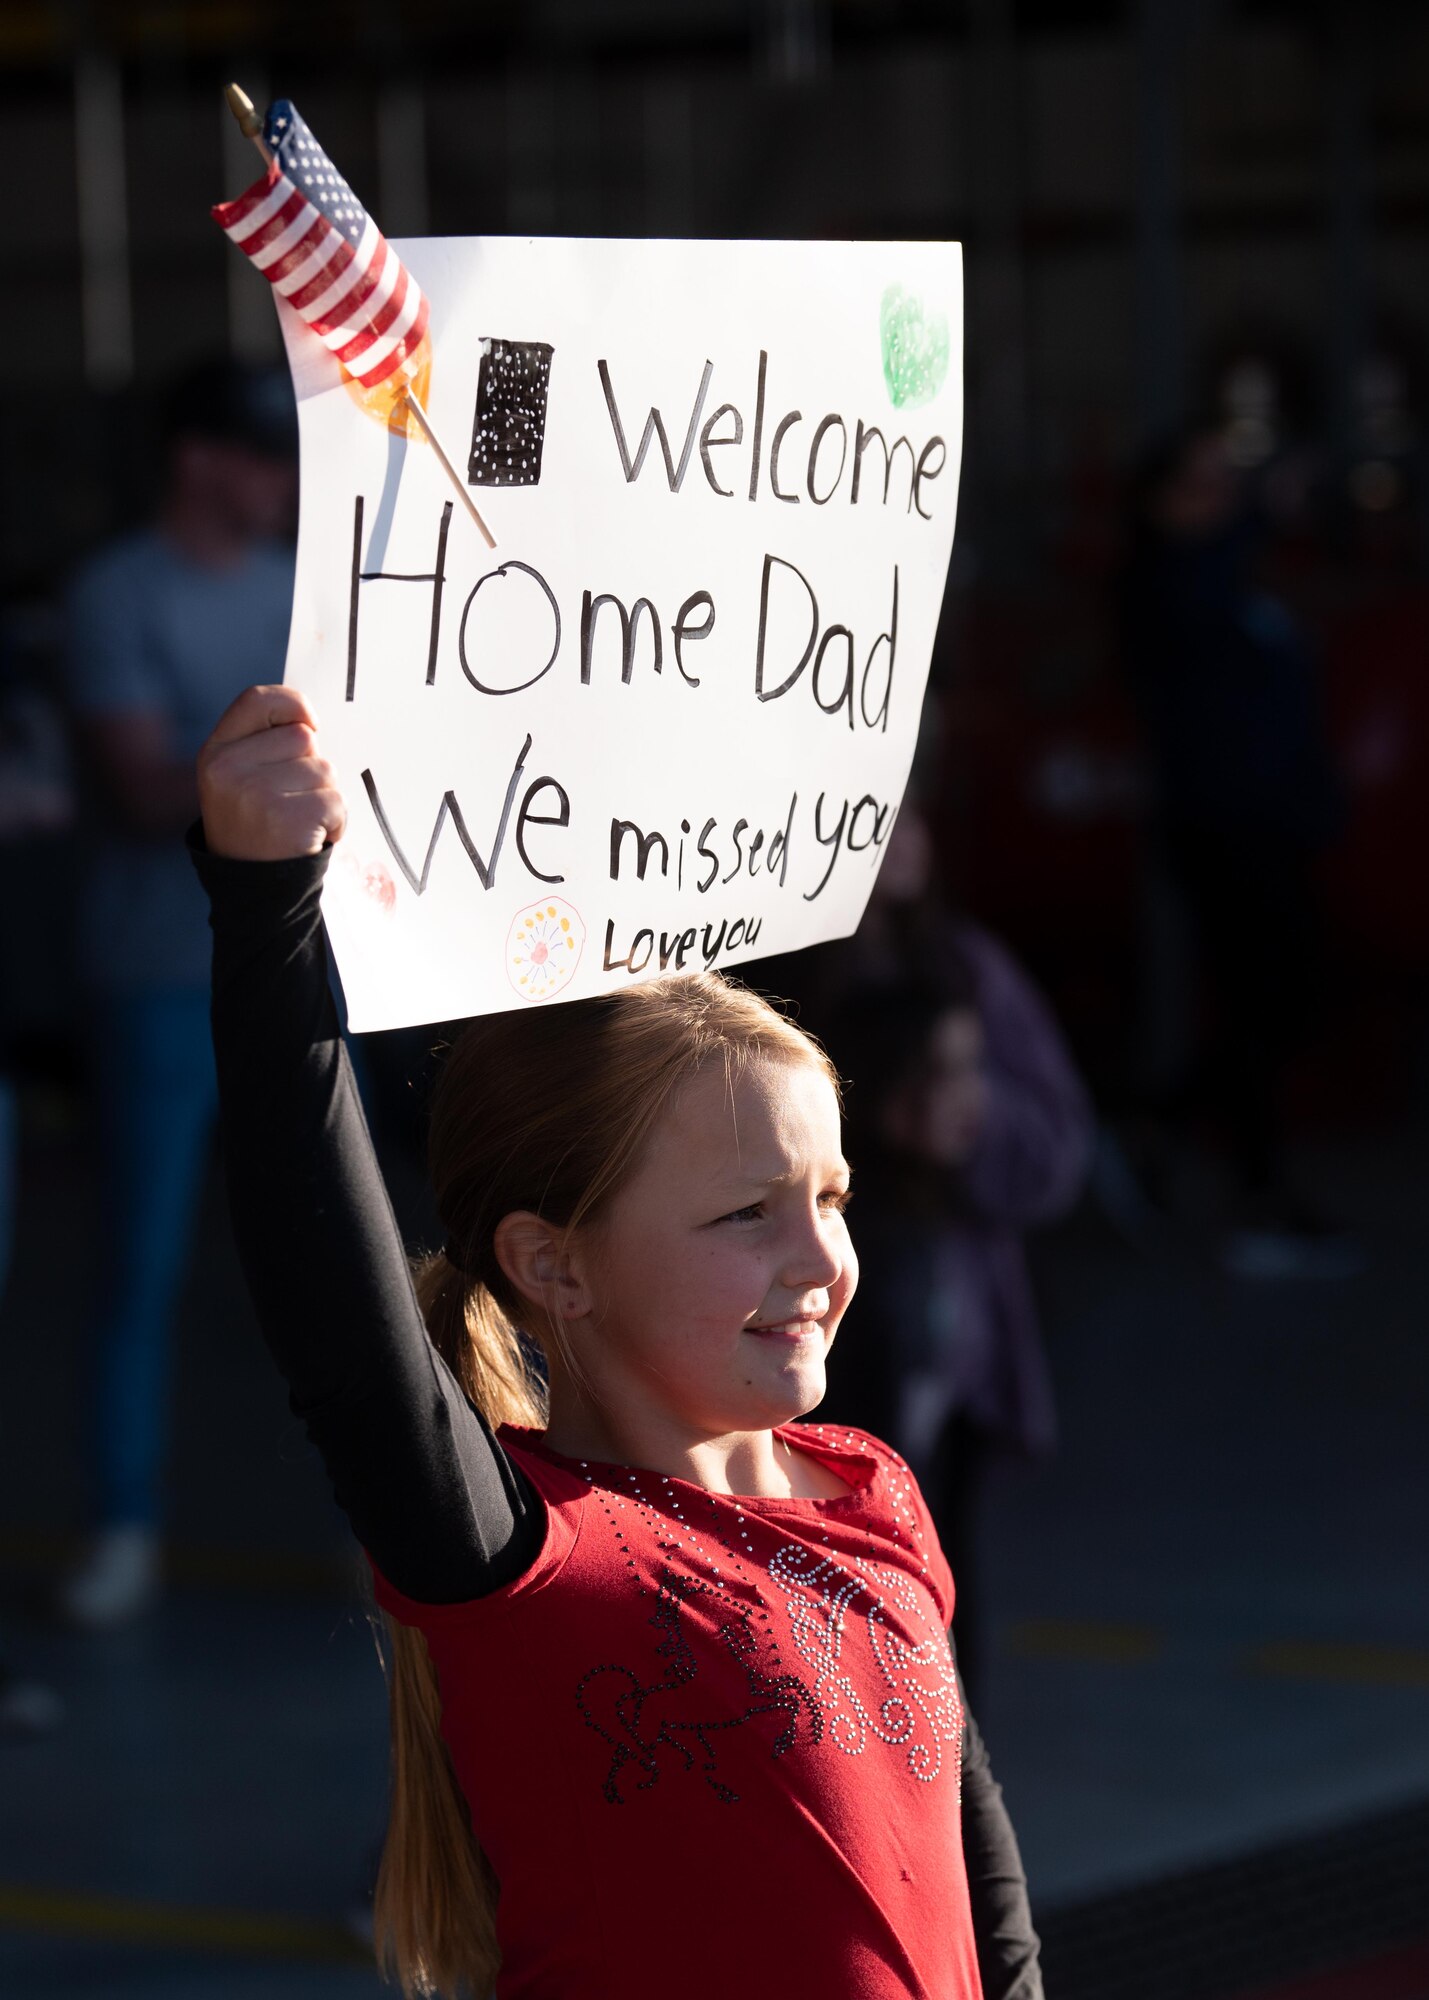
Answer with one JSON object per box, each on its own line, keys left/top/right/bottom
{"left": 224, "top": 83, "right": 262, "bottom": 141}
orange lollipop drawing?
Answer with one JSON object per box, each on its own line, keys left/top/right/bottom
{"left": 213, "top": 89, "right": 493, "bottom": 546}
{"left": 508, "top": 899, "right": 587, "bottom": 1004}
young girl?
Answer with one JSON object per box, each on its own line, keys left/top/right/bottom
{"left": 193, "top": 684, "right": 1042, "bottom": 2000}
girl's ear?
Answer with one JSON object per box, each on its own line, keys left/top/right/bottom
{"left": 491, "top": 1211, "right": 594, "bottom": 1323}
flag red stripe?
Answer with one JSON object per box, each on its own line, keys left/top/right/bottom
{"left": 309, "top": 235, "right": 393, "bottom": 341}
{"left": 227, "top": 184, "right": 308, "bottom": 258}
{"left": 353, "top": 303, "right": 431, "bottom": 387}
{"left": 283, "top": 232, "right": 358, "bottom": 315}
{"left": 256, "top": 212, "right": 333, "bottom": 291}
{"left": 333, "top": 257, "right": 411, "bottom": 366}
{"left": 209, "top": 163, "right": 281, "bottom": 234}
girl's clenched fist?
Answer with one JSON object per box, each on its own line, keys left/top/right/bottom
{"left": 198, "top": 684, "right": 346, "bottom": 861}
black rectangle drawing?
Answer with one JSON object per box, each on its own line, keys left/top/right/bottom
{"left": 468, "top": 339, "right": 554, "bottom": 488}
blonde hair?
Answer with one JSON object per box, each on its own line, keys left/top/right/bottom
{"left": 374, "top": 971, "right": 831, "bottom": 1996}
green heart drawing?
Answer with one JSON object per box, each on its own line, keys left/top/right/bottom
{"left": 880, "top": 284, "right": 950, "bottom": 411}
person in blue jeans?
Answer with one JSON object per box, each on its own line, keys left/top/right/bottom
{"left": 57, "top": 360, "right": 296, "bottom": 1625}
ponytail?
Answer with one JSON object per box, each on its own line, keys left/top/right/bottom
{"left": 373, "top": 1251, "right": 545, "bottom": 1997}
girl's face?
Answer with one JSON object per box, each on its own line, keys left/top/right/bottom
{"left": 572, "top": 1054, "right": 856, "bottom": 1447}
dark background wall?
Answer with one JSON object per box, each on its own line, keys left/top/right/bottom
{"left": 2, "top": 2, "right": 1425, "bottom": 564}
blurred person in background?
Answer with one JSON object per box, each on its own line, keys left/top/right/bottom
{"left": 55, "top": 359, "right": 296, "bottom": 1625}
{"left": 1121, "top": 426, "right": 1353, "bottom": 1279}
{"left": 763, "top": 808, "right": 1093, "bottom": 1696}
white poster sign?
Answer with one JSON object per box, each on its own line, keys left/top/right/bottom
{"left": 279, "top": 236, "right": 962, "bottom": 1030}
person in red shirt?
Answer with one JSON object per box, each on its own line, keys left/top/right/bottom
{"left": 192, "top": 684, "right": 1043, "bottom": 1999}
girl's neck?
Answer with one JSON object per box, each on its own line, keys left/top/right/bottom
{"left": 540, "top": 1395, "right": 843, "bottom": 1500}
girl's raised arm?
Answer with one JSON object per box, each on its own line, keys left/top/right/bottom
{"left": 191, "top": 686, "right": 542, "bottom": 1602}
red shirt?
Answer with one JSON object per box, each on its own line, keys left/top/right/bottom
{"left": 372, "top": 1422, "right": 983, "bottom": 2000}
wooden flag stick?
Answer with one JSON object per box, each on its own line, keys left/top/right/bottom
{"left": 397, "top": 393, "right": 497, "bottom": 548}
{"left": 222, "top": 83, "right": 497, "bottom": 551}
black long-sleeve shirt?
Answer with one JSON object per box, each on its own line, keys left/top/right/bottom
{"left": 192, "top": 831, "right": 1043, "bottom": 2000}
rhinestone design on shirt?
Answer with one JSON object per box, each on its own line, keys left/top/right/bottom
{"left": 576, "top": 1566, "right": 823, "bottom": 1804}
{"left": 769, "top": 1544, "right": 962, "bottom": 1781}
{"left": 569, "top": 1429, "right": 963, "bottom": 1806}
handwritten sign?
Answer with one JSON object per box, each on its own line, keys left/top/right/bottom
{"left": 277, "top": 236, "right": 962, "bottom": 1030}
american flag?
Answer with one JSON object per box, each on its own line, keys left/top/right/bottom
{"left": 211, "top": 99, "right": 429, "bottom": 390}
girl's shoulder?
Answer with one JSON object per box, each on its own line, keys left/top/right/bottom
{"left": 792, "top": 1419, "right": 910, "bottom": 1483}
{"left": 498, "top": 1423, "right": 593, "bottom": 1492}
{"left": 372, "top": 1430, "right": 587, "bottom": 1625}
{"left": 795, "top": 1421, "right": 955, "bottom": 1616}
